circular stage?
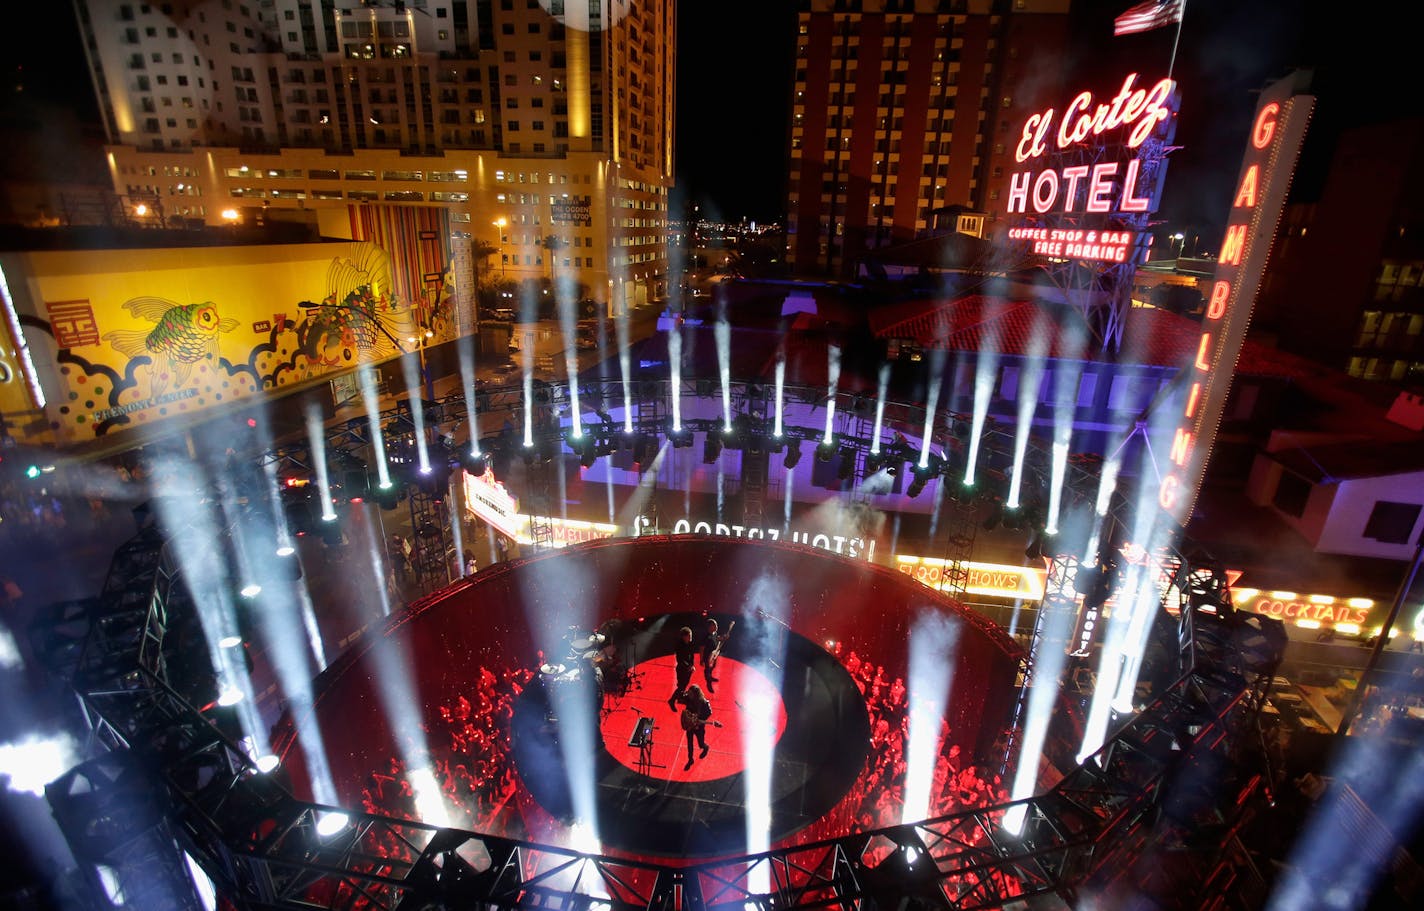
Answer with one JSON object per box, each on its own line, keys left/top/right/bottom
{"left": 511, "top": 616, "right": 868, "bottom": 855}
{"left": 277, "top": 537, "right": 1023, "bottom": 860}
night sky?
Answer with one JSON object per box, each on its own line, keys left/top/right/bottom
{"left": 3, "top": 2, "right": 1419, "bottom": 236}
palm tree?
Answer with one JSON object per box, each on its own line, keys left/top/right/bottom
{"left": 541, "top": 234, "right": 568, "bottom": 286}
{"left": 471, "top": 237, "right": 498, "bottom": 288}
{"left": 467, "top": 238, "right": 500, "bottom": 331}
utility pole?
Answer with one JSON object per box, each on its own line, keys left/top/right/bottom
{"left": 1336, "top": 538, "right": 1424, "bottom": 738}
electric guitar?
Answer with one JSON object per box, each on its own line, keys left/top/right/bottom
{"left": 708, "top": 620, "right": 735, "bottom": 672}
{"left": 680, "top": 709, "right": 724, "bottom": 731}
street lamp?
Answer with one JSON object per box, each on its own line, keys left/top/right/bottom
{"left": 1172, "top": 232, "right": 1185, "bottom": 259}
{"left": 493, "top": 217, "right": 508, "bottom": 276}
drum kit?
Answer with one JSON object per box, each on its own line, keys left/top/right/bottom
{"left": 542, "top": 624, "right": 638, "bottom": 708}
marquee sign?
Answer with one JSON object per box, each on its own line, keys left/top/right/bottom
{"left": 894, "top": 555, "right": 1046, "bottom": 601}
{"left": 462, "top": 469, "right": 619, "bottom": 547}
{"left": 1158, "top": 74, "right": 1315, "bottom": 520}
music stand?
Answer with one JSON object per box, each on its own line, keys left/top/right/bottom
{"left": 628, "top": 715, "right": 658, "bottom": 776}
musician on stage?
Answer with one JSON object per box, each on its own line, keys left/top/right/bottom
{"left": 676, "top": 684, "right": 713, "bottom": 770}
{"left": 700, "top": 618, "right": 731, "bottom": 694}
{"left": 668, "top": 626, "right": 696, "bottom": 712}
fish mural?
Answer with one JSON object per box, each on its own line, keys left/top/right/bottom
{"left": 301, "top": 243, "right": 412, "bottom": 365}
{"left": 102, "top": 297, "right": 239, "bottom": 396}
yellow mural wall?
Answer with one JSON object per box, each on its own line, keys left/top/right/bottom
{"left": 1, "top": 239, "right": 458, "bottom": 444}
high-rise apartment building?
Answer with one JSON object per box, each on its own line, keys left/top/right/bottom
{"left": 786, "top": 0, "right": 1069, "bottom": 278}
{"left": 74, "top": 0, "right": 673, "bottom": 307}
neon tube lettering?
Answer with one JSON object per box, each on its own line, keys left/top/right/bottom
{"left": 1086, "top": 163, "right": 1119, "bottom": 213}
{"left": 1007, "top": 172, "right": 1031, "bottom": 213}
{"left": 1207, "top": 281, "right": 1230, "bottom": 320}
{"left": 1219, "top": 224, "right": 1248, "bottom": 266}
{"left": 1062, "top": 165, "right": 1090, "bottom": 208}
{"left": 1233, "top": 165, "right": 1260, "bottom": 208}
{"left": 1120, "top": 158, "right": 1152, "bottom": 212}
{"left": 1185, "top": 382, "right": 1202, "bottom": 419}
{"left": 1195, "top": 333, "right": 1213, "bottom": 371}
{"left": 1015, "top": 112, "right": 1052, "bottom": 163}
{"left": 1032, "top": 170, "right": 1059, "bottom": 213}
{"left": 1170, "top": 429, "right": 1193, "bottom": 466}
{"left": 1159, "top": 474, "right": 1179, "bottom": 510}
{"left": 1253, "top": 103, "right": 1279, "bottom": 149}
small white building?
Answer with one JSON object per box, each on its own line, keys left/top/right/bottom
{"left": 1247, "top": 435, "right": 1424, "bottom": 560}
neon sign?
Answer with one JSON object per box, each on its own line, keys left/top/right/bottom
{"left": 1015, "top": 74, "right": 1177, "bottom": 162}
{"left": 634, "top": 516, "right": 876, "bottom": 560}
{"left": 894, "top": 555, "right": 1046, "bottom": 600}
{"left": 1158, "top": 77, "right": 1315, "bottom": 519}
{"left": 1006, "top": 227, "right": 1137, "bottom": 262}
{"left": 1005, "top": 72, "right": 1176, "bottom": 247}
{"left": 1232, "top": 589, "right": 1373, "bottom": 629}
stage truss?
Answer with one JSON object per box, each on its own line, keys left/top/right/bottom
{"left": 35, "top": 378, "right": 1286, "bottom": 911}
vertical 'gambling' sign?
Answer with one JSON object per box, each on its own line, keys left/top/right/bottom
{"left": 1158, "top": 73, "right": 1315, "bottom": 520}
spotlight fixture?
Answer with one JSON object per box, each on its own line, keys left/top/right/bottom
{"left": 459, "top": 449, "right": 488, "bottom": 475}
{"left": 837, "top": 448, "right": 855, "bottom": 481}
{"left": 783, "top": 443, "right": 802, "bottom": 469}
{"left": 373, "top": 477, "right": 406, "bottom": 510}
{"left": 217, "top": 685, "right": 244, "bottom": 707}
{"left": 315, "top": 812, "right": 350, "bottom": 838}
{"left": 239, "top": 584, "right": 262, "bottom": 599}
{"left": 255, "top": 755, "right": 280, "bottom": 774}
{"left": 218, "top": 635, "right": 242, "bottom": 649}
{"left": 668, "top": 426, "right": 694, "bottom": 448}
{"left": 276, "top": 545, "right": 296, "bottom": 557}
{"left": 907, "top": 473, "right": 929, "bottom": 498}
{"left": 816, "top": 441, "right": 836, "bottom": 462}
{"left": 703, "top": 433, "right": 723, "bottom": 464}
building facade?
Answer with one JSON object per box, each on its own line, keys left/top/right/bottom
{"left": 1254, "top": 119, "right": 1424, "bottom": 388}
{"left": 75, "top": 0, "right": 674, "bottom": 308}
{"left": 785, "top": 0, "right": 1070, "bottom": 278}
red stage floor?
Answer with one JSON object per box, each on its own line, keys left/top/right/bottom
{"left": 598, "top": 656, "right": 788, "bottom": 783}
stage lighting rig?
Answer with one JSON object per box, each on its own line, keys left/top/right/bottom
{"left": 906, "top": 462, "right": 938, "bottom": 499}
{"left": 783, "top": 442, "right": 802, "bottom": 469}
{"left": 667, "top": 426, "right": 694, "bottom": 448}
{"left": 816, "top": 440, "right": 836, "bottom": 462}
{"left": 460, "top": 449, "right": 488, "bottom": 475}
{"left": 372, "top": 477, "right": 407, "bottom": 510}
{"left": 837, "top": 448, "right": 856, "bottom": 481}
{"left": 703, "top": 433, "right": 723, "bottom": 464}
{"left": 414, "top": 460, "right": 452, "bottom": 495}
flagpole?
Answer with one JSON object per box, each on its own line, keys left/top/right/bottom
{"left": 1167, "top": 0, "right": 1187, "bottom": 81}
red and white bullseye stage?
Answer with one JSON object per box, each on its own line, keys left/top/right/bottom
{"left": 277, "top": 537, "right": 1022, "bottom": 860}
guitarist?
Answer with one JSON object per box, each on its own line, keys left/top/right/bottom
{"left": 701, "top": 619, "right": 734, "bottom": 694}
{"left": 677, "top": 684, "right": 716, "bottom": 770}
{"left": 668, "top": 626, "right": 696, "bottom": 712}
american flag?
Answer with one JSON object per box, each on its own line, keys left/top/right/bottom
{"left": 1113, "top": 0, "right": 1185, "bottom": 37}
